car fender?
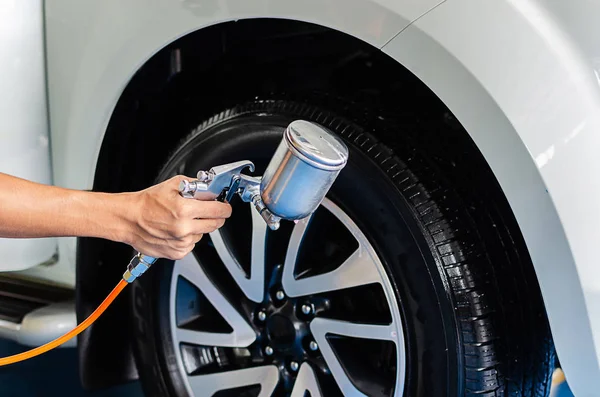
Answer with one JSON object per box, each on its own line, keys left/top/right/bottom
{"left": 45, "top": 0, "right": 443, "bottom": 194}
{"left": 0, "top": 0, "right": 56, "bottom": 271}
{"left": 382, "top": 0, "right": 600, "bottom": 395}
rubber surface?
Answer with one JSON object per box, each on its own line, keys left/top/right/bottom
{"left": 130, "top": 97, "right": 555, "bottom": 396}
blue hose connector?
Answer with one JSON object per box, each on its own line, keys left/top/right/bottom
{"left": 122, "top": 253, "right": 158, "bottom": 283}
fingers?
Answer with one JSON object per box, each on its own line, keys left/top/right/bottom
{"left": 137, "top": 233, "right": 204, "bottom": 261}
{"left": 130, "top": 175, "right": 232, "bottom": 261}
{"left": 168, "top": 233, "right": 203, "bottom": 260}
{"left": 184, "top": 200, "right": 232, "bottom": 219}
{"left": 174, "top": 218, "right": 225, "bottom": 237}
{"left": 167, "top": 175, "right": 233, "bottom": 219}
{"left": 195, "top": 218, "right": 226, "bottom": 234}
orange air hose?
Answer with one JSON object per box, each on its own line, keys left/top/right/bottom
{"left": 0, "top": 279, "right": 128, "bottom": 367}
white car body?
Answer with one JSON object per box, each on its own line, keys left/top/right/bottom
{"left": 1, "top": 0, "right": 599, "bottom": 395}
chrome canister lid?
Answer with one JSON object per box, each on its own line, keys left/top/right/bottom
{"left": 284, "top": 120, "right": 349, "bottom": 171}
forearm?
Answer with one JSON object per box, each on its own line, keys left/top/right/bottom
{"left": 0, "top": 172, "right": 232, "bottom": 260}
{"left": 0, "top": 172, "right": 133, "bottom": 242}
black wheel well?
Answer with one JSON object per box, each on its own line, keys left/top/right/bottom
{"left": 94, "top": 17, "right": 460, "bottom": 191}
{"left": 76, "top": 18, "right": 544, "bottom": 391}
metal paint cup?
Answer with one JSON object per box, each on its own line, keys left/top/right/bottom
{"left": 260, "top": 120, "right": 349, "bottom": 220}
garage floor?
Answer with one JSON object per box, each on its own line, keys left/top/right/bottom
{"left": 0, "top": 339, "right": 143, "bottom": 397}
{"left": 0, "top": 338, "right": 575, "bottom": 397}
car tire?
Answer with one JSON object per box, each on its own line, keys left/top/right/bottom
{"left": 129, "top": 97, "right": 555, "bottom": 397}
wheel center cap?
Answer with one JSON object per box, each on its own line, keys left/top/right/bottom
{"left": 266, "top": 314, "right": 296, "bottom": 346}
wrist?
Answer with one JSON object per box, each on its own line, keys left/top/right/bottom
{"left": 95, "top": 191, "right": 140, "bottom": 245}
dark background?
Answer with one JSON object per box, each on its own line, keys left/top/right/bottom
{"left": 0, "top": 340, "right": 143, "bottom": 397}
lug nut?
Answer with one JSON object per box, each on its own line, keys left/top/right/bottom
{"left": 301, "top": 304, "right": 313, "bottom": 315}
{"left": 309, "top": 341, "right": 319, "bottom": 351}
{"left": 290, "top": 361, "right": 299, "bottom": 372}
{"left": 257, "top": 310, "right": 267, "bottom": 322}
{"left": 275, "top": 290, "right": 285, "bottom": 300}
{"left": 265, "top": 346, "right": 274, "bottom": 356}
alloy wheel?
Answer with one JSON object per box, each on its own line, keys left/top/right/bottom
{"left": 169, "top": 197, "right": 406, "bottom": 396}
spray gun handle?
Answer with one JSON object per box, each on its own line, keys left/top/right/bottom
{"left": 177, "top": 163, "right": 280, "bottom": 229}
{"left": 123, "top": 161, "right": 263, "bottom": 283}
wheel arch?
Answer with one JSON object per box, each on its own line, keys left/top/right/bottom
{"left": 61, "top": 6, "right": 426, "bottom": 388}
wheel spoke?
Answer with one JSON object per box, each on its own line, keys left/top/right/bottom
{"left": 283, "top": 247, "right": 381, "bottom": 297}
{"left": 310, "top": 318, "right": 399, "bottom": 396}
{"left": 291, "top": 363, "right": 323, "bottom": 397}
{"left": 170, "top": 253, "right": 256, "bottom": 348}
{"left": 311, "top": 317, "right": 398, "bottom": 343}
{"left": 187, "top": 365, "right": 279, "bottom": 397}
{"left": 282, "top": 202, "right": 382, "bottom": 297}
{"left": 210, "top": 204, "right": 267, "bottom": 302}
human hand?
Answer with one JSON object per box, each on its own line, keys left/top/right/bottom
{"left": 121, "top": 175, "right": 232, "bottom": 260}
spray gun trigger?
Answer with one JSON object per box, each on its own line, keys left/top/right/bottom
{"left": 206, "top": 160, "right": 255, "bottom": 199}
{"left": 216, "top": 176, "right": 242, "bottom": 203}
{"left": 225, "top": 177, "right": 242, "bottom": 202}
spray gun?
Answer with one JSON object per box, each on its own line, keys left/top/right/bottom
{"left": 123, "top": 119, "right": 349, "bottom": 283}
{"left": 179, "top": 160, "right": 280, "bottom": 229}
{"left": 0, "top": 120, "right": 349, "bottom": 367}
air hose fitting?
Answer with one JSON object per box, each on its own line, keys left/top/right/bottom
{"left": 122, "top": 254, "right": 158, "bottom": 283}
